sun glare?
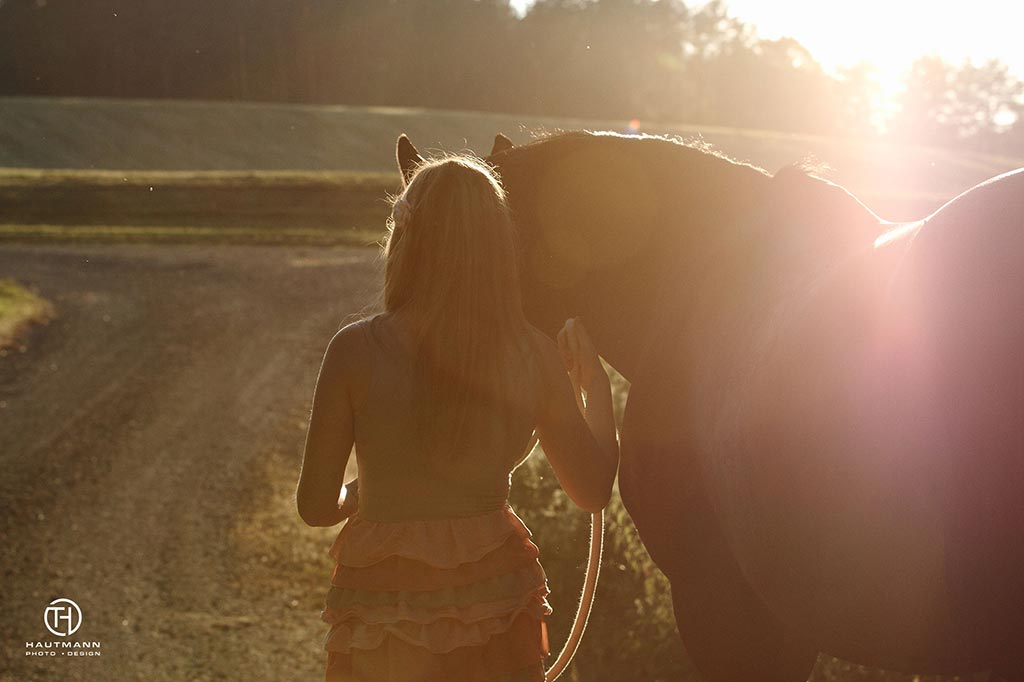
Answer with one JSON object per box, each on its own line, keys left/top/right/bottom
{"left": 706, "top": 0, "right": 1024, "bottom": 125}
{"left": 859, "top": 58, "right": 911, "bottom": 125}
{"left": 873, "top": 220, "right": 923, "bottom": 250}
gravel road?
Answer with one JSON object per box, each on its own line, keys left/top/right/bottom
{"left": 0, "top": 242, "right": 380, "bottom": 681}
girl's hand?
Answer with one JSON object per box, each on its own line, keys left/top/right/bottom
{"left": 538, "top": 317, "right": 619, "bottom": 512}
{"left": 337, "top": 478, "right": 359, "bottom": 520}
{"left": 557, "top": 318, "right": 607, "bottom": 404}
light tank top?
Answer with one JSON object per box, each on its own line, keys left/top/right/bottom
{"left": 351, "top": 314, "right": 540, "bottom": 522}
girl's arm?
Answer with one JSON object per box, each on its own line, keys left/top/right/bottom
{"left": 533, "top": 320, "right": 619, "bottom": 512}
{"left": 296, "top": 323, "right": 366, "bottom": 527}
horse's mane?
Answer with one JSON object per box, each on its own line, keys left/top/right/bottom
{"left": 490, "top": 128, "right": 774, "bottom": 179}
{"left": 489, "top": 130, "right": 851, "bottom": 207}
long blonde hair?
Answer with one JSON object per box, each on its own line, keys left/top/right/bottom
{"left": 382, "top": 153, "right": 532, "bottom": 462}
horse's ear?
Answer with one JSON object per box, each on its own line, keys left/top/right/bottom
{"left": 396, "top": 134, "right": 424, "bottom": 187}
{"left": 490, "top": 133, "right": 514, "bottom": 156}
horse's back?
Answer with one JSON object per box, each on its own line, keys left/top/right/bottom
{"left": 890, "top": 167, "right": 1024, "bottom": 671}
{"left": 690, "top": 166, "right": 1024, "bottom": 672}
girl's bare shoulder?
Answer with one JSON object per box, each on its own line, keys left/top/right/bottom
{"left": 320, "top": 317, "right": 374, "bottom": 405}
{"left": 327, "top": 316, "right": 374, "bottom": 357}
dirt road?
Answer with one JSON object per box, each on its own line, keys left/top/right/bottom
{"left": 0, "top": 242, "right": 380, "bottom": 681}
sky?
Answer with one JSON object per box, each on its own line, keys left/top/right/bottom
{"left": 719, "top": 0, "right": 1024, "bottom": 95}
{"left": 512, "top": 0, "right": 1024, "bottom": 100}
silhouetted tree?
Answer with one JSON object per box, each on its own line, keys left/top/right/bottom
{"left": 890, "top": 56, "right": 1024, "bottom": 151}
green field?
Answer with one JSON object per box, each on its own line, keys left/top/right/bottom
{"left": 2, "top": 96, "right": 1023, "bottom": 242}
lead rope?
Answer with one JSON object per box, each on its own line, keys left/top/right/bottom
{"left": 545, "top": 508, "right": 605, "bottom": 681}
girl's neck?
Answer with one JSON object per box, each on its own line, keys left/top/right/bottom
{"left": 381, "top": 307, "right": 424, "bottom": 349}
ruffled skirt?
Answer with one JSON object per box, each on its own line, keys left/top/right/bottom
{"left": 321, "top": 503, "right": 552, "bottom": 682}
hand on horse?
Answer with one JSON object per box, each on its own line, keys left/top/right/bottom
{"left": 557, "top": 317, "right": 607, "bottom": 410}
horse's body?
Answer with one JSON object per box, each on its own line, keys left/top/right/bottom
{"left": 396, "top": 132, "right": 1024, "bottom": 682}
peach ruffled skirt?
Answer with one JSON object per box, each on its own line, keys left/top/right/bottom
{"left": 322, "top": 503, "right": 552, "bottom": 682}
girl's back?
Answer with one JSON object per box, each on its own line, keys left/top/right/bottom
{"left": 317, "top": 310, "right": 555, "bottom": 682}
{"left": 352, "top": 312, "right": 540, "bottom": 521}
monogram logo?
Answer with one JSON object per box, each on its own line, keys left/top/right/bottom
{"left": 43, "top": 598, "right": 82, "bottom": 637}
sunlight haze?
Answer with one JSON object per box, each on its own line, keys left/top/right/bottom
{"left": 514, "top": 0, "right": 1024, "bottom": 102}
{"left": 723, "top": 1, "right": 1024, "bottom": 93}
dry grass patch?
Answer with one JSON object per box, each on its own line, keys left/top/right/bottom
{"left": 0, "top": 277, "right": 56, "bottom": 353}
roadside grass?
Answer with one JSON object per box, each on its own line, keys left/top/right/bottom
{"left": 0, "top": 277, "right": 55, "bottom": 353}
{"left": 0, "top": 168, "right": 397, "bottom": 246}
{"left": 0, "top": 167, "right": 394, "bottom": 187}
{"left": 0, "top": 224, "right": 384, "bottom": 246}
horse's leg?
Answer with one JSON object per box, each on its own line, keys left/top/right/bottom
{"left": 619, "top": 374, "right": 818, "bottom": 682}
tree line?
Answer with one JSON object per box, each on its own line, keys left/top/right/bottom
{"left": 1, "top": 0, "right": 1022, "bottom": 153}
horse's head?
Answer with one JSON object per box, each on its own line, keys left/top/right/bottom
{"left": 399, "top": 133, "right": 651, "bottom": 351}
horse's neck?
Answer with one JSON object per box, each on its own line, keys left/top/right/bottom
{"left": 579, "top": 159, "right": 782, "bottom": 380}
{"left": 573, "top": 157, "right": 769, "bottom": 380}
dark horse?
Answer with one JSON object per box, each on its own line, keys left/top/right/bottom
{"left": 397, "top": 131, "right": 1024, "bottom": 682}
